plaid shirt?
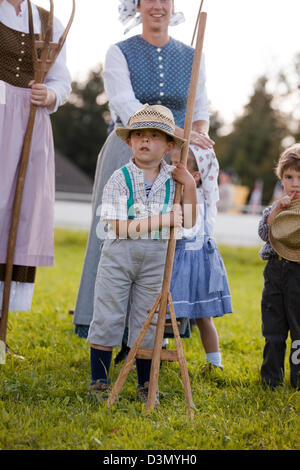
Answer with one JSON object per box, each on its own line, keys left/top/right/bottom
{"left": 101, "top": 158, "right": 176, "bottom": 238}
{"left": 258, "top": 202, "right": 278, "bottom": 260}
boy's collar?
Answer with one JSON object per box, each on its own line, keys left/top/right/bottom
{"left": 129, "top": 157, "right": 170, "bottom": 175}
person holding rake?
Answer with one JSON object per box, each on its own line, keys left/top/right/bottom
{"left": 87, "top": 104, "right": 198, "bottom": 404}
{"left": 0, "top": 1, "right": 71, "bottom": 328}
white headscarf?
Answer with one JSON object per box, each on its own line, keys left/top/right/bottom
{"left": 118, "top": 0, "right": 185, "bottom": 35}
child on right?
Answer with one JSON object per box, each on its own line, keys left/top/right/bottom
{"left": 169, "top": 145, "right": 233, "bottom": 372}
{"left": 258, "top": 143, "right": 300, "bottom": 389}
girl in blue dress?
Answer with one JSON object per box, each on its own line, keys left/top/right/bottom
{"left": 169, "top": 145, "right": 233, "bottom": 370}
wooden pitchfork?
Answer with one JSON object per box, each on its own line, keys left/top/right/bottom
{"left": 107, "top": 10, "right": 208, "bottom": 419}
{"left": 0, "top": 0, "right": 75, "bottom": 364}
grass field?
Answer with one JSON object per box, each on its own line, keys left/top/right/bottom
{"left": 0, "top": 229, "right": 298, "bottom": 450}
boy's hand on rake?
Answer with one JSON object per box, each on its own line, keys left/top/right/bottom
{"left": 172, "top": 163, "right": 196, "bottom": 189}
{"left": 170, "top": 205, "right": 183, "bottom": 228}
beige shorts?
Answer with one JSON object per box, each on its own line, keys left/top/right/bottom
{"left": 87, "top": 238, "right": 168, "bottom": 348}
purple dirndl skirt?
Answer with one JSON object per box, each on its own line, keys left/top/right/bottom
{"left": 0, "top": 81, "right": 55, "bottom": 312}
{"left": 0, "top": 81, "right": 55, "bottom": 267}
{"left": 170, "top": 236, "right": 233, "bottom": 319}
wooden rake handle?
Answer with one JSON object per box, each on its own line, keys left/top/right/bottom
{"left": 145, "top": 12, "right": 208, "bottom": 411}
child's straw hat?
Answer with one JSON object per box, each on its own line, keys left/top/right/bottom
{"left": 269, "top": 198, "right": 300, "bottom": 262}
{"left": 116, "top": 104, "right": 186, "bottom": 147}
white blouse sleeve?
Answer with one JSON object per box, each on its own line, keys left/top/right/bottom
{"left": 103, "top": 44, "right": 143, "bottom": 125}
{"left": 0, "top": 2, "right": 71, "bottom": 113}
{"left": 44, "top": 16, "right": 72, "bottom": 114}
{"left": 193, "top": 53, "right": 210, "bottom": 124}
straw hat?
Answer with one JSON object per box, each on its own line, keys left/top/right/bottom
{"left": 269, "top": 198, "right": 300, "bottom": 262}
{"left": 115, "top": 104, "right": 186, "bottom": 147}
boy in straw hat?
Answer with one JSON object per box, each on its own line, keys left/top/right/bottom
{"left": 87, "top": 104, "right": 198, "bottom": 403}
{"left": 258, "top": 143, "right": 300, "bottom": 389}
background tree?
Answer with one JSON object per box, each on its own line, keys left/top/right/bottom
{"left": 51, "top": 56, "right": 300, "bottom": 204}
{"left": 215, "top": 76, "right": 287, "bottom": 204}
{"left": 207, "top": 108, "right": 223, "bottom": 143}
{"left": 51, "top": 65, "right": 109, "bottom": 179}
{"left": 275, "top": 53, "right": 300, "bottom": 143}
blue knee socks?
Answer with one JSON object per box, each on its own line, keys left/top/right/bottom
{"left": 90, "top": 349, "right": 153, "bottom": 387}
{"left": 136, "top": 358, "right": 152, "bottom": 387}
{"left": 90, "top": 347, "right": 112, "bottom": 383}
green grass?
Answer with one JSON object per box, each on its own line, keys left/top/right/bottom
{"left": 0, "top": 229, "right": 298, "bottom": 450}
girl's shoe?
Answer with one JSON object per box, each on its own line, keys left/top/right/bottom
{"left": 200, "top": 362, "right": 223, "bottom": 377}
{"left": 5, "top": 344, "right": 25, "bottom": 360}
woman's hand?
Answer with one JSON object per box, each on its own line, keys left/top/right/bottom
{"left": 28, "top": 81, "right": 57, "bottom": 110}
{"left": 189, "top": 129, "right": 215, "bottom": 149}
{"left": 175, "top": 125, "right": 215, "bottom": 149}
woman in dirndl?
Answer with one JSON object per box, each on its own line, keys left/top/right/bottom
{"left": 0, "top": 1, "right": 71, "bottom": 330}
{"left": 73, "top": 0, "right": 215, "bottom": 338}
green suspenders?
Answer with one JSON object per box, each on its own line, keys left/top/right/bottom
{"left": 121, "top": 166, "right": 171, "bottom": 236}
{"left": 162, "top": 178, "right": 171, "bottom": 214}
{"left": 121, "top": 166, "right": 135, "bottom": 220}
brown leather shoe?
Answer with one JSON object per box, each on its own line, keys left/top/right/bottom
{"left": 200, "top": 362, "right": 223, "bottom": 377}
{"left": 88, "top": 380, "right": 111, "bottom": 402}
{"left": 136, "top": 381, "right": 160, "bottom": 407}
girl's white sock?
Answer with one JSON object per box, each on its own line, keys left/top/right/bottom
{"left": 206, "top": 351, "right": 222, "bottom": 367}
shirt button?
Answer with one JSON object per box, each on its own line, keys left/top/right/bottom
{"left": 157, "top": 100, "right": 162, "bottom": 105}
{"left": 159, "top": 83, "right": 164, "bottom": 87}
{"left": 160, "top": 92, "right": 164, "bottom": 96}
{"left": 158, "top": 56, "right": 163, "bottom": 61}
{"left": 159, "top": 64, "right": 163, "bottom": 69}
{"left": 18, "top": 58, "right": 22, "bottom": 62}
{"left": 21, "top": 42, "right": 25, "bottom": 45}
{"left": 21, "top": 33, "right": 25, "bottom": 37}
{"left": 16, "top": 67, "right": 20, "bottom": 70}
{"left": 157, "top": 48, "right": 161, "bottom": 52}
{"left": 16, "top": 74, "right": 20, "bottom": 77}
{"left": 160, "top": 73, "right": 164, "bottom": 77}
{"left": 21, "top": 50, "right": 25, "bottom": 54}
